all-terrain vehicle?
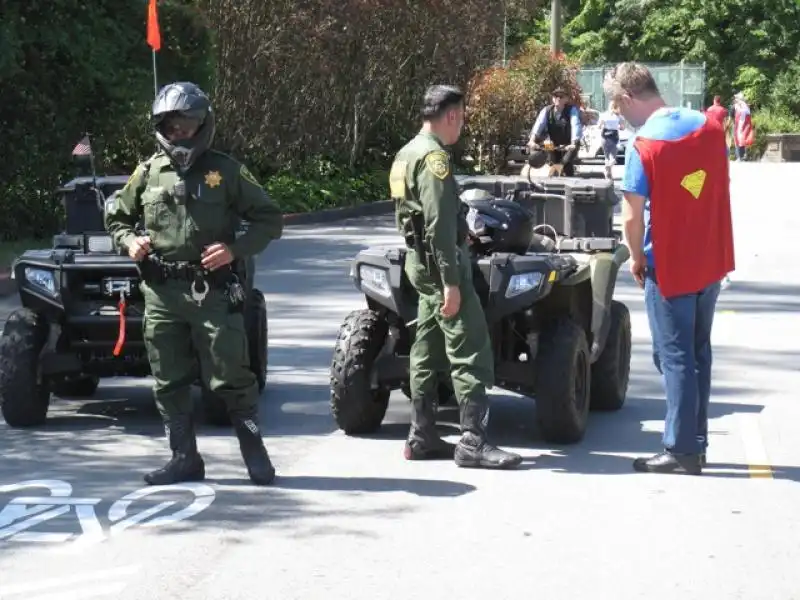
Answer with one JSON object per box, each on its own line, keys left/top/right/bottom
{"left": 0, "top": 174, "right": 268, "bottom": 428}
{"left": 330, "top": 175, "right": 632, "bottom": 444}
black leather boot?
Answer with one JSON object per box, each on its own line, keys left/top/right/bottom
{"left": 144, "top": 416, "right": 205, "bottom": 485}
{"left": 232, "top": 413, "right": 276, "bottom": 486}
{"left": 454, "top": 397, "right": 522, "bottom": 469}
{"left": 404, "top": 393, "right": 455, "bottom": 460}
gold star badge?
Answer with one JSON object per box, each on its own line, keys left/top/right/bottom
{"left": 680, "top": 169, "right": 706, "bottom": 199}
{"left": 204, "top": 170, "right": 222, "bottom": 188}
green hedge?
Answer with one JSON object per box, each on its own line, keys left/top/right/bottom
{"left": 751, "top": 108, "right": 800, "bottom": 158}
{"left": 265, "top": 168, "right": 389, "bottom": 214}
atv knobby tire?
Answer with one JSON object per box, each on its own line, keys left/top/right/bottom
{"left": 200, "top": 290, "right": 268, "bottom": 427}
{"left": 330, "top": 309, "right": 390, "bottom": 434}
{"left": 533, "top": 319, "right": 591, "bottom": 444}
{"left": 0, "top": 309, "right": 51, "bottom": 427}
{"left": 52, "top": 375, "right": 100, "bottom": 398}
{"left": 590, "top": 300, "right": 632, "bottom": 411}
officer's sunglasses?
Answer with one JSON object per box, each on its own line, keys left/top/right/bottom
{"left": 161, "top": 114, "right": 202, "bottom": 135}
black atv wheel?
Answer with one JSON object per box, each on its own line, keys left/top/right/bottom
{"left": 401, "top": 377, "right": 457, "bottom": 406}
{"left": 245, "top": 288, "right": 268, "bottom": 392}
{"left": 52, "top": 375, "right": 100, "bottom": 398}
{"left": 0, "top": 309, "right": 51, "bottom": 427}
{"left": 590, "top": 300, "right": 632, "bottom": 411}
{"left": 330, "top": 309, "right": 390, "bottom": 434}
{"left": 533, "top": 319, "right": 591, "bottom": 444}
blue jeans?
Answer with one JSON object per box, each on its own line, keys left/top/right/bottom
{"left": 644, "top": 271, "right": 721, "bottom": 454}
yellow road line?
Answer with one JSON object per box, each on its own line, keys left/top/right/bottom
{"left": 736, "top": 413, "right": 774, "bottom": 479}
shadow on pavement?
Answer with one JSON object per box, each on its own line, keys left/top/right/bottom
{"left": 264, "top": 474, "right": 475, "bottom": 497}
{"left": 354, "top": 337, "right": 800, "bottom": 482}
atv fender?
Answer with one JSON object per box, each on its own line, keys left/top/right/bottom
{"left": 587, "top": 245, "right": 630, "bottom": 362}
{"left": 352, "top": 247, "right": 418, "bottom": 324}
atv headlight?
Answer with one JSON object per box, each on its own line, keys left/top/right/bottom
{"left": 87, "top": 235, "right": 113, "bottom": 253}
{"left": 24, "top": 267, "right": 56, "bottom": 295}
{"left": 359, "top": 265, "right": 391, "bottom": 298}
{"left": 506, "top": 271, "right": 544, "bottom": 298}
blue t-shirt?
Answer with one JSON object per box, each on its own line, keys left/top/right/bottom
{"left": 621, "top": 107, "right": 706, "bottom": 266}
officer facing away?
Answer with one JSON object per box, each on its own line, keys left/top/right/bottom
{"left": 526, "top": 88, "right": 583, "bottom": 176}
{"left": 390, "top": 85, "right": 522, "bottom": 470}
{"left": 104, "top": 82, "right": 284, "bottom": 486}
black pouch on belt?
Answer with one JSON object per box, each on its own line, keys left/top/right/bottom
{"left": 136, "top": 256, "right": 165, "bottom": 284}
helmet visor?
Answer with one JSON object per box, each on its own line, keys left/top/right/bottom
{"left": 157, "top": 111, "right": 204, "bottom": 140}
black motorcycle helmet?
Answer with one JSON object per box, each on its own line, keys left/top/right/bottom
{"left": 152, "top": 82, "right": 215, "bottom": 173}
{"left": 460, "top": 189, "right": 534, "bottom": 255}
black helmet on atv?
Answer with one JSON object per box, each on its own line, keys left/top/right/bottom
{"left": 152, "top": 81, "right": 215, "bottom": 173}
{"left": 460, "top": 189, "right": 534, "bottom": 255}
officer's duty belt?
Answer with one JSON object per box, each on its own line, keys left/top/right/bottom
{"left": 139, "top": 256, "right": 233, "bottom": 288}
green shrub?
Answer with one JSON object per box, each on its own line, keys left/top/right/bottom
{"left": 263, "top": 160, "right": 388, "bottom": 213}
{"left": 751, "top": 107, "right": 800, "bottom": 158}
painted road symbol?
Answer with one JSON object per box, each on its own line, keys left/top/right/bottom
{"left": 0, "top": 479, "right": 215, "bottom": 546}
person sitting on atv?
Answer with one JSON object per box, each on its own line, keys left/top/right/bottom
{"left": 526, "top": 88, "right": 583, "bottom": 176}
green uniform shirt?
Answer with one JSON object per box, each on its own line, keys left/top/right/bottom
{"left": 104, "top": 149, "right": 283, "bottom": 261}
{"left": 390, "top": 131, "right": 466, "bottom": 287}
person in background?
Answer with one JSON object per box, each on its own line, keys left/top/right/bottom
{"left": 732, "top": 92, "right": 755, "bottom": 161}
{"left": 526, "top": 88, "right": 583, "bottom": 176}
{"left": 705, "top": 95, "right": 728, "bottom": 128}
{"left": 604, "top": 62, "right": 735, "bottom": 475}
{"left": 597, "top": 101, "right": 625, "bottom": 180}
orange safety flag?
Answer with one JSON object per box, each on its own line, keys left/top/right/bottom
{"left": 113, "top": 293, "right": 127, "bottom": 357}
{"left": 147, "top": 0, "right": 161, "bottom": 52}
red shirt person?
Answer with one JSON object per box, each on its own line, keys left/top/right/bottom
{"left": 705, "top": 95, "right": 728, "bottom": 127}
{"left": 604, "top": 62, "right": 735, "bottom": 475}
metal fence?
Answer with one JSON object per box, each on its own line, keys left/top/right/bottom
{"left": 577, "top": 62, "right": 706, "bottom": 111}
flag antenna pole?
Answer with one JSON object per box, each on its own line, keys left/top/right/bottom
{"left": 87, "top": 132, "right": 98, "bottom": 191}
{"left": 147, "top": 0, "right": 161, "bottom": 99}
{"left": 152, "top": 49, "right": 158, "bottom": 99}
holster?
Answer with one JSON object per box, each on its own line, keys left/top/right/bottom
{"left": 403, "top": 212, "right": 435, "bottom": 274}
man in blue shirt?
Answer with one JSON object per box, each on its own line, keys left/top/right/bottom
{"left": 608, "top": 62, "right": 734, "bottom": 475}
{"left": 526, "top": 88, "right": 583, "bottom": 176}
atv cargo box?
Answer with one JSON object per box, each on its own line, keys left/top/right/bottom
{"left": 456, "top": 174, "right": 617, "bottom": 239}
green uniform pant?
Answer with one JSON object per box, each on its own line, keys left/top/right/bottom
{"left": 141, "top": 280, "right": 257, "bottom": 421}
{"left": 405, "top": 248, "right": 494, "bottom": 404}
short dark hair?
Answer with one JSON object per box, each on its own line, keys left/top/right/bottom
{"left": 552, "top": 88, "right": 567, "bottom": 98}
{"left": 604, "top": 62, "right": 661, "bottom": 102}
{"left": 421, "top": 85, "right": 465, "bottom": 119}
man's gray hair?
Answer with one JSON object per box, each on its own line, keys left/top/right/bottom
{"left": 603, "top": 62, "right": 660, "bottom": 102}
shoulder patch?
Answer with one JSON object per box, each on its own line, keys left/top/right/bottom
{"left": 389, "top": 160, "right": 407, "bottom": 198}
{"left": 424, "top": 151, "right": 450, "bottom": 180}
{"left": 239, "top": 164, "right": 262, "bottom": 187}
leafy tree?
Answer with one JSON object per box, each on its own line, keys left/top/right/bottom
{"left": 529, "top": 0, "right": 800, "bottom": 114}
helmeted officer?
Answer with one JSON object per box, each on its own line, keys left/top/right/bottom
{"left": 526, "top": 88, "right": 584, "bottom": 175}
{"left": 104, "top": 82, "right": 284, "bottom": 486}
{"left": 390, "top": 84, "right": 522, "bottom": 470}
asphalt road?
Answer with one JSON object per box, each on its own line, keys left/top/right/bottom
{"left": 1, "top": 162, "right": 799, "bottom": 600}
